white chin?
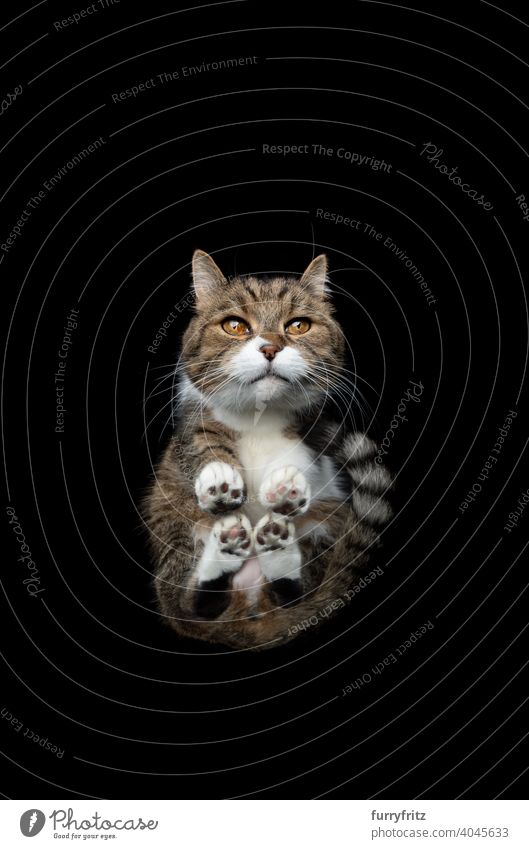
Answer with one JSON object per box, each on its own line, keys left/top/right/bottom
{"left": 251, "top": 374, "right": 288, "bottom": 397}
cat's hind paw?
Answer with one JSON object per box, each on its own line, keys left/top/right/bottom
{"left": 193, "top": 513, "right": 252, "bottom": 620}
{"left": 253, "top": 512, "right": 295, "bottom": 552}
{"left": 258, "top": 466, "right": 311, "bottom": 516}
{"left": 254, "top": 512, "right": 303, "bottom": 608}
{"left": 195, "top": 461, "right": 245, "bottom": 513}
{"left": 213, "top": 512, "right": 253, "bottom": 559}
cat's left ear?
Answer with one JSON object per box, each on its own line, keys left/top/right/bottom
{"left": 299, "top": 254, "right": 329, "bottom": 297}
{"left": 192, "top": 250, "right": 227, "bottom": 306}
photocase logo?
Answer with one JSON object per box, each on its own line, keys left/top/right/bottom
{"left": 20, "top": 809, "right": 45, "bottom": 837}
{"left": 254, "top": 379, "right": 274, "bottom": 424}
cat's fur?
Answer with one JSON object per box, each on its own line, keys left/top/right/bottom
{"left": 143, "top": 251, "right": 392, "bottom": 650}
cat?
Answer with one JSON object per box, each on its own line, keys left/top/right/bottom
{"left": 143, "top": 250, "right": 392, "bottom": 650}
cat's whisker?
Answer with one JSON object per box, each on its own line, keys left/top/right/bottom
{"left": 144, "top": 384, "right": 179, "bottom": 404}
{"left": 320, "top": 382, "right": 356, "bottom": 418}
{"left": 145, "top": 372, "right": 235, "bottom": 439}
{"left": 289, "top": 374, "right": 315, "bottom": 411}
{"left": 194, "top": 373, "right": 240, "bottom": 413}
{"left": 143, "top": 392, "right": 182, "bottom": 440}
{"left": 146, "top": 368, "right": 192, "bottom": 396}
{"left": 309, "top": 361, "right": 380, "bottom": 396}
{"left": 308, "top": 363, "right": 375, "bottom": 413}
{"left": 304, "top": 367, "right": 369, "bottom": 426}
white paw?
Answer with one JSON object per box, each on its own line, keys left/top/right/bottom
{"left": 259, "top": 466, "right": 310, "bottom": 516}
{"left": 195, "top": 461, "right": 245, "bottom": 513}
{"left": 254, "top": 512, "right": 302, "bottom": 583}
{"left": 213, "top": 513, "right": 253, "bottom": 558}
{"left": 254, "top": 512, "right": 295, "bottom": 552}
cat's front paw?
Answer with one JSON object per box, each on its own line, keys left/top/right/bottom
{"left": 259, "top": 466, "right": 311, "bottom": 516}
{"left": 213, "top": 513, "right": 253, "bottom": 558}
{"left": 195, "top": 461, "right": 245, "bottom": 513}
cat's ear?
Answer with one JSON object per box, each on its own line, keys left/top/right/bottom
{"left": 192, "top": 250, "right": 227, "bottom": 306}
{"left": 299, "top": 254, "right": 329, "bottom": 297}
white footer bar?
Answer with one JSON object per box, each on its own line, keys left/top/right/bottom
{"left": 0, "top": 800, "right": 526, "bottom": 848}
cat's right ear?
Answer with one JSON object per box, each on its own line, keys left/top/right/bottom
{"left": 192, "top": 250, "right": 227, "bottom": 306}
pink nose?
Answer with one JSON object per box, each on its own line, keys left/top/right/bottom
{"left": 260, "top": 344, "right": 282, "bottom": 361}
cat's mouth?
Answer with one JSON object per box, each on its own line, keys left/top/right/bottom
{"left": 248, "top": 372, "right": 290, "bottom": 385}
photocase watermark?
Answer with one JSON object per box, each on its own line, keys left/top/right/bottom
{"left": 341, "top": 620, "right": 434, "bottom": 695}
{"left": 49, "top": 808, "right": 158, "bottom": 833}
{"left": 19, "top": 807, "right": 159, "bottom": 837}
{"left": 55, "top": 307, "right": 80, "bottom": 433}
{"left": 262, "top": 143, "right": 393, "bottom": 172}
{"left": 172, "top": 441, "right": 195, "bottom": 486}
{"left": 5, "top": 506, "right": 44, "bottom": 597}
{"left": 315, "top": 207, "right": 364, "bottom": 230}
{"left": 43, "top": 136, "right": 106, "bottom": 192}
{"left": 1, "top": 191, "right": 46, "bottom": 254}
{"left": 20, "top": 810, "right": 46, "bottom": 837}
{"left": 1, "top": 138, "right": 106, "bottom": 254}
{"left": 254, "top": 378, "right": 278, "bottom": 424}
{"left": 315, "top": 210, "right": 437, "bottom": 307}
{"left": 375, "top": 378, "right": 424, "bottom": 463}
{"left": 459, "top": 409, "right": 517, "bottom": 514}
{"left": 147, "top": 292, "right": 194, "bottom": 354}
{"left": 514, "top": 193, "right": 529, "bottom": 224}
{"left": 111, "top": 56, "right": 259, "bottom": 103}
{"left": 2, "top": 708, "right": 64, "bottom": 759}
{"left": 503, "top": 487, "right": 529, "bottom": 534}
{"left": 418, "top": 142, "right": 494, "bottom": 211}
{"left": 1, "top": 83, "right": 22, "bottom": 117}
{"left": 287, "top": 566, "right": 384, "bottom": 637}
{"left": 367, "top": 222, "right": 437, "bottom": 307}
{"left": 53, "top": 0, "right": 120, "bottom": 31}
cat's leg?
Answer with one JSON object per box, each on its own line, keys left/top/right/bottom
{"left": 253, "top": 512, "right": 304, "bottom": 607}
{"left": 195, "top": 461, "right": 246, "bottom": 513}
{"left": 194, "top": 512, "right": 252, "bottom": 618}
{"left": 258, "top": 465, "right": 311, "bottom": 517}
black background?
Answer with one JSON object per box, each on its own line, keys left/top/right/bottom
{"left": 1, "top": 0, "right": 528, "bottom": 799}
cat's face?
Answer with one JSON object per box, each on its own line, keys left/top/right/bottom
{"left": 181, "top": 251, "right": 345, "bottom": 414}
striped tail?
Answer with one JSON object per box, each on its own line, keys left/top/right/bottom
{"left": 338, "top": 432, "right": 393, "bottom": 528}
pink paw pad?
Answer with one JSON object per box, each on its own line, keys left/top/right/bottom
{"left": 195, "top": 462, "right": 246, "bottom": 513}
{"left": 259, "top": 467, "right": 310, "bottom": 517}
{"left": 215, "top": 514, "right": 253, "bottom": 556}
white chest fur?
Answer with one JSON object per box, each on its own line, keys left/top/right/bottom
{"left": 238, "top": 428, "right": 312, "bottom": 520}
{"left": 210, "top": 409, "right": 347, "bottom": 523}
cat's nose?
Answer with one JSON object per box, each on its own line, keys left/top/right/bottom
{"left": 260, "top": 343, "right": 282, "bottom": 361}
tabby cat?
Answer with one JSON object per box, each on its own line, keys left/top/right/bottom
{"left": 143, "top": 251, "right": 392, "bottom": 649}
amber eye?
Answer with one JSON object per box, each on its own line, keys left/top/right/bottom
{"left": 285, "top": 318, "right": 311, "bottom": 335}
{"left": 221, "top": 317, "right": 251, "bottom": 336}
